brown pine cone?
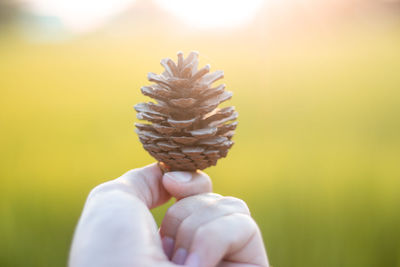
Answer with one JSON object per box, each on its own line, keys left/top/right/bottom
{"left": 134, "top": 51, "right": 238, "bottom": 171}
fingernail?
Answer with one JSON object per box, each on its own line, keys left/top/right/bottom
{"left": 165, "top": 172, "right": 192, "bottom": 183}
{"left": 161, "top": 236, "right": 175, "bottom": 260}
{"left": 172, "top": 247, "right": 188, "bottom": 265}
{"left": 185, "top": 252, "right": 200, "bottom": 267}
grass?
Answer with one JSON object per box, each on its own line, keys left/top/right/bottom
{"left": 0, "top": 21, "right": 400, "bottom": 267}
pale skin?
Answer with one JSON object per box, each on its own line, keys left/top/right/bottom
{"left": 69, "top": 163, "right": 269, "bottom": 267}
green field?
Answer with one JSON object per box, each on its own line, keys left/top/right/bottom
{"left": 1, "top": 22, "right": 400, "bottom": 267}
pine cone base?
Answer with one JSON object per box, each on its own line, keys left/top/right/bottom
{"left": 135, "top": 51, "right": 237, "bottom": 171}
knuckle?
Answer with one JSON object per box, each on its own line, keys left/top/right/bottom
{"left": 179, "top": 219, "right": 196, "bottom": 236}
{"left": 122, "top": 168, "right": 140, "bottom": 180}
{"left": 198, "top": 192, "right": 222, "bottom": 201}
{"left": 184, "top": 192, "right": 221, "bottom": 204}
{"left": 88, "top": 180, "right": 135, "bottom": 202}
{"left": 89, "top": 181, "right": 118, "bottom": 197}
{"left": 220, "top": 196, "right": 250, "bottom": 214}
{"left": 236, "top": 213, "right": 258, "bottom": 232}
{"left": 165, "top": 203, "right": 180, "bottom": 219}
{"left": 205, "top": 192, "right": 222, "bottom": 198}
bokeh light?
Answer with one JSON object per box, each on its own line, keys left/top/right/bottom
{"left": 155, "top": 0, "right": 264, "bottom": 29}
{"left": 24, "top": 0, "right": 136, "bottom": 32}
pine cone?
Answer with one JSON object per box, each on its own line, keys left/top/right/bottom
{"left": 134, "top": 51, "right": 238, "bottom": 171}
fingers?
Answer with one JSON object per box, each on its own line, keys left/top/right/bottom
{"left": 88, "top": 164, "right": 213, "bottom": 211}
{"left": 116, "top": 163, "right": 171, "bottom": 209}
{"left": 160, "top": 193, "right": 222, "bottom": 243}
{"left": 162, "top": 170, "right": 212, "bottom": 200}
{"left": 92, "top": 164, "right": 212, "bottom": 210}
{"left": 185, "top": 213, "right": 265, "bottom": 267}
{"left": 160, "top": 195, "right": 267, "bottom": 267}
{"left": 173, "top": 197, "right": 250, "bottom": 251}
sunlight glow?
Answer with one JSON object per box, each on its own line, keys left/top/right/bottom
{"left": 155, "top": 0, "right": 264, "bottom": 29}
{"left": 24, "top": 0, "right": 264, "bottom": 33}
{"left": 25, "top": 0, "right": 136, "bottom": 33}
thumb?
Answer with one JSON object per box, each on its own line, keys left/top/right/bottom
{"left": 118, "top": 163, "right": 171, "bottom": 209}
{"left": 162, "top": 170, "right": 212, "bottom": 200}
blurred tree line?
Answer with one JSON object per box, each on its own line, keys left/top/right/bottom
{"left": 0, "top": 0, "right": 19, "bottom": 25}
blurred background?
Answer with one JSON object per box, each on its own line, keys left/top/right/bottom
{"left": 1, "top": 0, "right": 400, "bottom": 266}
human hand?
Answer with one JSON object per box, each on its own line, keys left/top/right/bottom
{"left": 69, "top": 163, "right": 212, "bottom": 267}
{"left": 69, "top": 163, "right": 269, "bottom": 267}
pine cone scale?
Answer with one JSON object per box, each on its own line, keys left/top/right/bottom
{"left": 135, "top": 51, "right": 237, "bottom": 171}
